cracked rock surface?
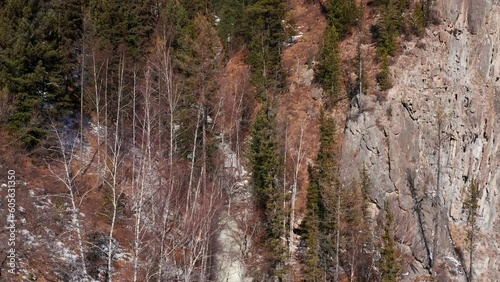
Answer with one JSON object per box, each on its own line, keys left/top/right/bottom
{"left": 340, "top": 0, "right": 500, "bottom": 280}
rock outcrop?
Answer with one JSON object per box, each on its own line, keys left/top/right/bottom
{"left": 341, "top": 0, "right": 500, "bottom": 280}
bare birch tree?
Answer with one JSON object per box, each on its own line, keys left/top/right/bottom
{"left": 289, "top": 118, "right": 308, "bottom": 256}
{"left": 103, "top": 54, "right": 126, "bottom": 282}
{"left": 46, "top": 124, "right": 93, "bottom": 281}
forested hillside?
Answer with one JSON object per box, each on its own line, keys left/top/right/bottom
{"left": 0, "top": 0, "right": 498, "bottom": 281}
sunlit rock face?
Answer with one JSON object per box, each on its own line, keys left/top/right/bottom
{"left": 340, "top": 1, "right": 500, "bottom": 280}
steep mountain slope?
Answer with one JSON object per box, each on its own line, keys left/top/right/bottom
{"left": 278, "top": 0, "right": 327, "bottom": 279}
{"left": 341, "top": 0, "right": 500, "bottom": 280}
{"left": 2, "top": 0, "right": 500, "bottom": 281}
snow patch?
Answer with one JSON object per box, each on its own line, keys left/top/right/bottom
{"left": 444, "top": 256, "right": 464, "bottom": 275}
{"left": 215, "top": 139, "right": 253, "bottom": 281}
{"left": 90, "top": 121, "right": 106, "bottom": 138}
{"left": 35, "top": 197, "right": 52, "bottom": 210}
{"left": 217, "top": 141, "right": 248, "bottom": 177}
{"left": 20, "top": 229, "right": 39, "bottom": 247}
{"left": 216, "top": 218, "right": 250, "bottom": 282}
{"left": 55, "top": 241, "right": 79, "bottom": 262}
{"left": 284, "top": 32, "right": 304, "bottom": 47}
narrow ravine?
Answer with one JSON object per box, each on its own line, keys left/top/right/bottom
{"left": 215, "top": 140, "right": 253, "bottom": 282}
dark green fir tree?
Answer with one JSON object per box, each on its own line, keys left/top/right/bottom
{"left": 378, "top": 201, "right": 401, "bottom": 282}
{"left": 249, "top": 103, "right": 288, "bottom": 280}
{"left": 315, "top": 25, "right": 341, "bottom": 107}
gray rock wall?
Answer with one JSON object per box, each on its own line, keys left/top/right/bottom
{"left": 340, "top": 1, "right": 500, "bottom": 280}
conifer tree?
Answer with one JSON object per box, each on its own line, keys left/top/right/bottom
{"left": 376, "top": 0, "right": 407, "bottom": 56}
{"left": 373, "top": 0, "right": 409, "bottom": 91}
{"left": 377, "top": 52, "right": 393, "bottom": 90}
{"left": 378, "top": 202, "right": 401, "bottom": 282}
{"left": 327, "top": 0, "right": 359, "bottom": 38}
{"left": 0, "top": 0, "right": 78, "bottom": 148}
{"left": 249, "top": 104, "right": 287, "bottom": 279}
{"left": 302, "top": 112, "right": 337, "bottom": 281}
{"left": 213, "top": 0, "right": 246, "bottom": 52}
{"left": 358, "top": 164, "right": 376, "bottom": 280}
{"left": 302, "top": 165, "right": 323, "bottom": 281}
{"left": 423, "top": 0, "right": 433, "bottom": 26}
{"left": 360, "top": 163, "right": 372, "bottom": 219}
{"left": 464, "top": 179, "right": 480, "bottom": 282}
{"left": 315, "top": 25, "right": 341, "bottom": 107}
{"left": 413, "top": 2, "right": 426, "bottom": 35}
{"left": 243, "top": 0, "right": 286, "bottom": 94}
{"left": 89, "top": 0, "right": 154, "bottom": 56}
{"left": 341, "top": 178, "right": 373, "bottom": 281}
{"left": 314, "top": 111, "right": 339, "bottom": 280}
{"left": 249, "top": 104, "right": 279, "bottom": 207}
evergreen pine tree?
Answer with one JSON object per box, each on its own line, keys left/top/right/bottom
{"left": 378, "top": 202, "right": 401, "bottom": 282}
{"left": 360, "top": 163, "right": 372, "bottom": 220}
{"left": 243, "top": 0, "right": 286, "bottom": 94}
{"left": 377, "top": 51, "right": 393, "bottom": 90}
{"left": 0, "top": 0, "right": 78, "bottom": 148}
{"left": 316, "top": 111, "right": 338, "bottom": 280}
{"left": 376, "top": 0, "right": 407, "bottom": 56}
{"left": 213, "top": 0, "right": 246, "bottom": 52}
{"left": 302, "top": 165, "right": 323, "bottom": 281}
{"left": 357, "top": 164, "right": 376, "bottom": 280}
{"left": 249, "top": 105, "right": 278, "bottom": 208}
{"left": 315, "top": 25, "right": 341, "bottom": 108}
{"left": 341, "top": 178, "right": 374, "bottom": 281}
{"left": 413, "top": 2, "right": 426, "bottom": 35}
{"left": 464, "top": 179, "right": 480, "bottom": 282}
{"left": 249, "top": 104, "right": 287, "bottom": 279}
{"left": 373, "top": 0, "right": 410, "bottom": 91}
{"left": 89, "top": 0, "right": 154, "bottom": 56}
{"left": 327, "top": 0, "right": 359, "bottom": 38}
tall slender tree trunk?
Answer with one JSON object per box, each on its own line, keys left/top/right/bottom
{"left": 106, "top": 54, "right": 125, "bottom": 282}
{"left": 48, "top": 127, "right": 90, "bottom": 280}
{"left": 289, "top": 119, "right": 306, "bottom": 256}
{"left": 132, "top": 66, "right": 145, "bottom": 282}
{"left": 92, "top": 51, "right": 102, "bottom": 187}
{"left": 80, "top": 21, "right": 85, "bottom": 161}
{"left": 335, "top": 183, "right": 341, "bottom": 282}
{"left": 186, "top": 108, "right": 201, "bottom": 219}
{"left": 283, "top": 124, "right": 288, "bottom": 255}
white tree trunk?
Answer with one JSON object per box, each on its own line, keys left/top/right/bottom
{"left": 289, "top": 119, "right": 307, "bottom": 256}
{"left": 47, "top": 126, "right": 91, "bottom": 280}
{"left": 105, "top": 55, "right": 126, "bottom": 282}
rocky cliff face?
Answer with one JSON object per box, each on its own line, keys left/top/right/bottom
{"left": 341, "top": 0, "right": 500, "bottom": 280}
